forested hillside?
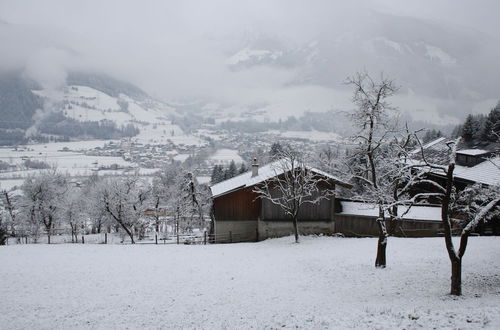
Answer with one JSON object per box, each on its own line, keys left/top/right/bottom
{"left": 0, "top": 71, "right": 143, "bottom": 145}
{"left": 0, "top": 72, "right": 43, "bottom": 144}
{"left": 452, "top": 102, "right": 500, "bottom": 146}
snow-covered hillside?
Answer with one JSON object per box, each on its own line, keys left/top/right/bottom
{"left": 30, "top": 83, "right": 207, "bottom": 147}
{"left": 33, "top": 85, "right": 173, "bottom": 126}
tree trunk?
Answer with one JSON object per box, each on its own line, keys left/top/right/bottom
{"left": 450, "top": 258, "right": 462, "bottom": 295}
{"left": 375, "top": 209, "right": 387, "bottom": 268}
{"left": 292, "top": 215, "right": 299, "bottom": 243}
{"left": 0, "top": 226, "right": 7, "bottom": 245}
{"left": 47, "top": 233, "right": 51, "bottom": 244}
{"left": 117, "top": 221, "right": 135, "bottom": 244}
{"left": 375, "top": 234, "right": 387, "bottom": 268}
{"left": 126, "top": 227, "right": 135, "bottom": 244}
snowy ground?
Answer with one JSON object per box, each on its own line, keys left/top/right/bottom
{"left": 1, "top": 236, "right": 499, "bottom": 329}
{"left": 208, "top": 148, "right": 244, "bottom": 165}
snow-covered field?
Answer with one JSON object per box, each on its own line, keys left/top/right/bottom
{"left": 268, "top": 130, "right": 343, "bottom": 142}
{"left": 1, "top": 236, "right": 499, "bottom": 329}
{"left": 209, "top": 148, "right": 244, "bottom": 165}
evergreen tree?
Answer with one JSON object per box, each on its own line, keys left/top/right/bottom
{"left": 210, "top": 165, "right": 224, "bottom": 184}
{"left": 481, "top": 104, "right": 500, "bottom": 141}
{"left": 472, "top": 114, "right": 486, "bottom": 141}
{"left": 422, "top": 129, "right": 443, "bottom": 143}
{"left": 451, "top": 124, "right": 463, "bottom": 138}
{"left": 269, "top": 142, "right": 284, "bottom": 159}
{"left": 225, "top": 160, "right": 237, "bottom": 180}
{"left": 461, "top": 114, "right": 476, "bottom": 142}
{"left": 239, "top": 162, "right": 247, "bottom": 174}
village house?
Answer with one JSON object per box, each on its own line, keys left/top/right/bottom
{"left": 210, "top": 159, "right": 352, "bottom": 243}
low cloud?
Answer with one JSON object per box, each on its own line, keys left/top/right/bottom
{"left": 0, "top": 0, "right": 499, "bottom": 124}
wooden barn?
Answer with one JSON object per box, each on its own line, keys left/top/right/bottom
{"left": 335, "top": 200, "right": 448, "bottom": 237}
{"left": 210, "top": 159, "right": 352, "bottom": 242}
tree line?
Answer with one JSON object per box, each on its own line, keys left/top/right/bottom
{"left": 210, "top": 160, "right": 247, "bottom": 184}
{"left": 0, "top": 164, "right": 211, "bottom": 245}
{"left": 452, "top": 104, "right": 500, "bottom": 143}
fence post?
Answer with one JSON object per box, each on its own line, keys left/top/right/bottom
{"left": 229, "top": 231, "right": 233, "bottom": 243}
{"left": 176, "top": 219, "right": 179, "bottom": 244}
{"left": 104, "top": 233, "right": 107, "bottom": 244}
{"left": 82, "top": 235, "right": 85, "bottom": 244}
{"left": 204, "top": 231, "right": 207, "bottom": 245}
{"left": 256, "top": 228, "right": 259, "bottom": 242}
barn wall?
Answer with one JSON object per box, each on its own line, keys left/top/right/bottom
{"left": 261, "top": 189, "right": 337, "bottom": 221}
{"left": 258, "top": 219, "right": 335, "bottom": 239}
{"left": 334, "top": 214, "right": 444, "bottom": 237}
{"left": 215, "top": 220, "right": 258, "bottom": 243}
{"left": 213, "top": 188, "right": 261, "bottom": 221}
{"left": 212, "top": 187, "right": 261, "bottom": 243}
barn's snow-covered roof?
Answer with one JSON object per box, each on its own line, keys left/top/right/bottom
{"left": 210, "top": 161, "right": 352, "bottom": 198}
{"left": 409, "top": 137, "right": 448, "bottom": 155}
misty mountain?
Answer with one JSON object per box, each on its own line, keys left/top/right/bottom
{"left": 0, "top": 71, "right": 171, "bottom": 145}
{"left": 0, "top": 71, "right": 42, "bottom": 130}
{"left": 226, "top": 11, "right": 500, "bottom": 120}
{"left": 2, "top": 9, "right": 499, "bottom": 125}
{"left": 66, "top": 72, "right": 148, "bottom": 100}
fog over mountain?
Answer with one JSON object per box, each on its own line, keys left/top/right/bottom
{"left": 1, "top": 0, "right": 499, "bottom": 125}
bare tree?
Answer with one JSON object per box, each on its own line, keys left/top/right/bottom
{"left": 254, "top": 146, "right": 335, "bottom": 243}
{"left": 418, "top": 139, "right": 500, "bottom": 295}
{"left": 1, "top": 189, "right": 17, "bottom": 240}
{"left": 344, "top": 71, "right": 400, "bottom": 267}
{"left": 150, "top": 179, "right": 166, "bottom": 235}
{"left": 169, "top": 172, "right": 209, "bottom": 236}
{"left": 21, "top": 171, "right": 68, "bottom": 244}
{"left": 0, "top": 190, "right": 9, "bottom": 245}
{"left": 0, "top": 215, "right": 7, "bottom": 245}
{"left": 99, "top": 175, "right": 150, "bottom": 244}
{"left": 84, "top": 179, "right": 109, "bottom": 234}
{"left": 60, "top": 187, "right": 85, "bottom": 243}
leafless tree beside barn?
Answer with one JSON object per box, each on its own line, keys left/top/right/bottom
{"left": 254, "top": 146, "right": 336, "bottom": 243}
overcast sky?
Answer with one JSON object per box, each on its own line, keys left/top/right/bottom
{"left": 1, "top": 0, "right": 499, "bottom": 124}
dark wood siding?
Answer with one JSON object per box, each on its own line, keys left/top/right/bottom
{"left": 260, "top": 185, "right": 336, "bottom": 221}
{"left": 213, "top": 187, "right": 261, "bottom": 221}
{"left": 334, "top": 214, "right": 446, "bottom": 237}
{"left": 261, "top": 197, "right": 335, "bottom": 221}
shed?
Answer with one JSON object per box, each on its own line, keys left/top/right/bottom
{"left": 335, "top": 201, "right": 447, "bottom": 237}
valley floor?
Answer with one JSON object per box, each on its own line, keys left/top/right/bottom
{"left": 1, "top": 236, "right": 499, "bottom": 329}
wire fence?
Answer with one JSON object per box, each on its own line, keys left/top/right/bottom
{"left": 4, "top": 230, "right": 258, "bottom": 245}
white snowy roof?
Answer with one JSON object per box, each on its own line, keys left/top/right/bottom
{"left": 210, "top": 161, "right": 351, "bottom": 198}
{"left": 409, "top": 137, "right": 447, "bottom": 155}
{"left": 340, "top": 201, "right": 441, "bottom": 222}
{"left": 453, "top": 156, "right": 500, "bottom": 186}
{"left": 456, "top": 149, "right": 490, "bottom": 156}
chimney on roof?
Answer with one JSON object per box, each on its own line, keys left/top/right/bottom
{"left": 251, "top": 158, "right": 259, "bottom": 177}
